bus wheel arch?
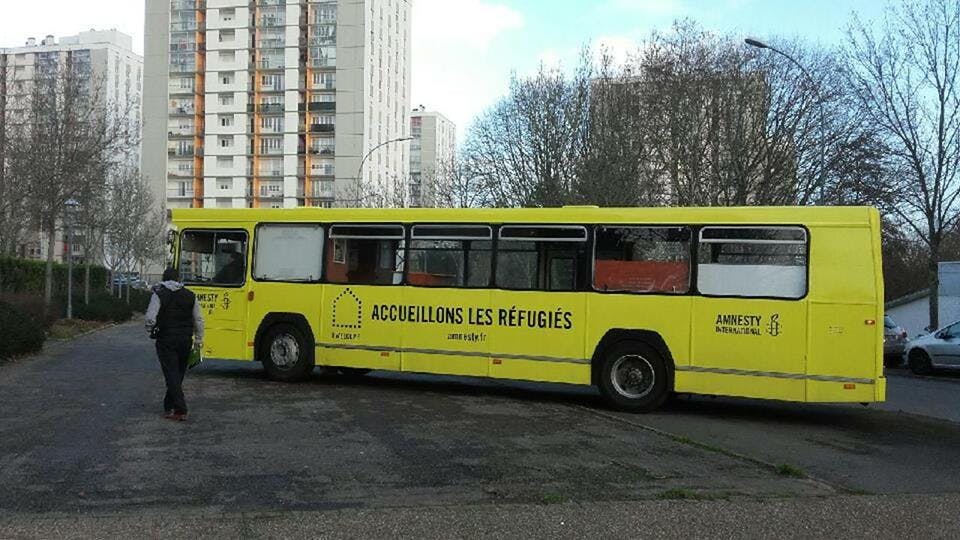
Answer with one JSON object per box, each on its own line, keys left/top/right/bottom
{"left": 255, "top": 313, "right": 316, "bottom": 382}
{"left": 591, "top": 330, "right": 674, "bottom": 412}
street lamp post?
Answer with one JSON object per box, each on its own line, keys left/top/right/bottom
{"left": 352, "top": 136, "right": 414, "bottom": 206}
{"left": 64, "top": 198, "right": 80, "bottom": 320}
{"left": 745, "top": 38, "right": 828, "bottom": 201}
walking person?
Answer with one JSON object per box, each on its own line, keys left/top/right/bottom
{"left": 145, "top": 267, "right": 205, "bottom": 421}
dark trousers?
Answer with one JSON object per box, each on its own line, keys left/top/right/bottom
{"left": 156, "top": 337, "right": 192, "bottom": 413}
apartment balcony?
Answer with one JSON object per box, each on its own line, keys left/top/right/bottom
{"left": 309, "top": 124, "right": 334, "bottom": 134}
{"left": 169, "top": 148, "right": 200, "bottom": 158}
{"left": 309, "top": 146, "right": 335, "bottom": 157}
{"left": 259, "top": 147, "right": 284, "bottom": 156}
{"left": 258, "top": 0, "right": 286, "bottom": 6}
{"left": 259, "top": 16, "right": 286, "bottom": 28}
{"left": 169, "top": 104, "right": 197, "bottom": 116}
{"left": 257, "top": 38, "right": 285, "bottom": 49}
{"left": 257, "top": 58, "right": 286, "bottom": 70}
{"left": 309, "top": 57, "right": 335, "bottom": 69}
{"left": 171, "top": 0, "right": 203, "bottom": 11}
{"left": 167, "top": 188, "right": 196, "bottom": 199}
{"left": 254, "top": 103, "right": 284, "bottom": 114}
{"left": 168, "top": 167, "right": 195, "bottom": 177}
{"left": 170, "top": 62, "right": 199, "bottom": 74}
{"left": 170, "top": 22, "right": 203, "bottom": 33}
{"left": 168, "top": 82, "right": 196, "bottom": 95}
{"left": 168, "top": 126, "right": 196, "bottom": 137}
{"left": 259, "top": 169, "right": 284, "bottom": 177}
{"left": 306, "top": 101, "right": 335, "bottom": 112}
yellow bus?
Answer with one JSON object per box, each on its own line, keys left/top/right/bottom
{"left": 170, "top": 206, "right": 885, "bottom": 412}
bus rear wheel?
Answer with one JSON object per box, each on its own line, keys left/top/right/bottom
{"left": 261, "top": 323, "right": 314, "bottom": 382}
{"left": 597, "top": 340, "right": 669, "bottom": 413}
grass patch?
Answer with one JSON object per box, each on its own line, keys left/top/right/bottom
{"left": 48, "top": 319, "right": 108, "bottom": 341}
{"left": 657, "top": 488, "right": 701, "bottom": 500}
{"left": 540, "top": 492, "right": 568, "bottom": 505}
{"left": 775, "top": 464, "right": 806, "bottom": 478}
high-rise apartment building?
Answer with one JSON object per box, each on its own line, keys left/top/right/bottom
{"left": 409, "top": 109, "right": 455, "bottom": 207}
{"left": 143, "top": 0, "right": 412, "bottom": 210}
{"left": 0, "top": 30, "right": 143, "bottom": 262}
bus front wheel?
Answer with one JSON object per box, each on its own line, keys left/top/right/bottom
{"left": 261, "top": 323, "right": 314, "bottom": 382}
{"left": 597, "top": 340, "right": 669, "bottom": 413}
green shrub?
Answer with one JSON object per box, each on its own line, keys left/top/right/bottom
{"left": 128, "top": 288, "right": 153, "bottom": 313}
{"left": 74, "top": 293, "right": 133, "bottom": 323}
{"left": 0, "top": 257, "right": 108, "bottom": 296}
{"left": 0, "top": 301, "right": 46, "bottom": 359}
{"left": 0, "top": 292, "right": 61, "bottom": 330}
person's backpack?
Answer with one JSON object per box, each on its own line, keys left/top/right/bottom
{"left": 149, "top": 286, "right": 171, "bottom": 340}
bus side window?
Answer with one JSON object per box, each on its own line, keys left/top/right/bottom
{"left": 496, "top": 226, "right": 588, "bottom": 291}
{"left": 696, "top": 226, "right": 808, "bottom": 299}
{"left": 593, "top": 226, "right": 692, "bottom": 294}
{"left": 408, "top": 225, "right": 493, "bottom": 288}
{"left": 180, "top": 230, "right": 248, "bottom": 286}
{"left": 327, "top": 225, "right": 405, "bottom": 285}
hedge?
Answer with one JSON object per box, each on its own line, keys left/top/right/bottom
{"left": 0, "top": 257, "right": 108, "bottom": 296}
{"left": 0, "top": 292, "right": 61, "bottom": 330}
{"left": 69, "top": 292, "right": 134, "bottom": 323}
{"left": 0, "top": 301, "right": 46, "bottom": 359}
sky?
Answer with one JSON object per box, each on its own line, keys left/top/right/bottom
{"left": 0, "top": 0, "right": 887, "bottom": 137}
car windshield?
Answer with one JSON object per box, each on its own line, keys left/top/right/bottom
{"left": 884, "top": 316, "right": 896, "bottom": 329}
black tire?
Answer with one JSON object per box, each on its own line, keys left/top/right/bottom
{"left": 884, "top": 354, "right": 903, "bottom": 369}
{"left": 260, "top": 322, "right": 314, "bottom": 382}
{"left": 338, "top": 367, "right": 372, "bottom": 377}
{"left": 596, "top": 340, "right": 670, "bottom": 413}
{"left": 908, "top": 349, "right": 933, "bottom": 376}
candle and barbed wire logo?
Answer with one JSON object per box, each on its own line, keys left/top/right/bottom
{"left": 767, "top": 314, "right": 782, "bottom": 337}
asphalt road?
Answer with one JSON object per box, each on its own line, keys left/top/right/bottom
{"left": 881, "top": 369, "right": 960, "bottom": 423}
{"left": 2, "top": 323, "right": 960, "bottom": 536}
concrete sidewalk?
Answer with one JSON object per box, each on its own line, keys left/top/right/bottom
{"left": 2, "top": 494, "right": 960, "bottom": 539}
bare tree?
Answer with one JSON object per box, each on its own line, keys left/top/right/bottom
{"left": 104, "top": 167, "right": 160, "bottom": 303}
{"left": 466, "top": 59, "right": 592, "bottom": 208}
{"left": 5, "top": 58, "right": 136, "bottom": 310}
{"left": 846, "top": 0, "right": 960, "bottom": 329}
{"left": 437, "top": 157, "right": 495, "bottom": 208}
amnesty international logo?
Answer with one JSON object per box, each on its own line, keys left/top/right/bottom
{"left": 767, "top": 314, "right": 782, "bottom": 337}
{"left": 332, "top": 288, "right": 362, "bottom": 329}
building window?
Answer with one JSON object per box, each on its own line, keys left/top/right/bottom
{"left": 219, "top": 182, "right": 231, "bottom": 190}
{"left": 594, "top": 227, "right": 691, "bottom": 294}
{"left": 217, "top": 156, "right": 233, "bottom": 168}
{"left": 220, "top": 114, "right": 234, "bottom": 127}
{"left": 218, "top": 51, "right": 235, "bottom": 63}
{"left": 219, "top": 29, "right": 235, "bottom": 43}
{"left": 219, "top": 136, "right": 235, "bottom": 148}
{"left": 221, "top": 8, "right": 235, "bottom": 22}
{"left": 697, "top": 227, "right": 808, "bottom": 299}
{"left": 219, "top": 94, "right": 235, "bottom": 106}
{"left": 220, "top": 71, "right": 234, "bottom": 85}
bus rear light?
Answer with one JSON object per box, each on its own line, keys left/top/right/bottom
{"left": 844, "top": 383, "right": 856, "bottom": 390}
{"left": 380, "top": 351, "right": 390, "bottom": 357}
{"left": 493, "top": 358, "right": 502, "bottom": 365}
{"left": 865, "top": 319, "right": 876, "bottom": 326}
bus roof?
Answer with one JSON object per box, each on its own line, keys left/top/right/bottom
{"left": 170, "top": 205, "right": 878, "bottom": 227}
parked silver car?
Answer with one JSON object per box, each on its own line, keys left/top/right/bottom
{"left": 883, "top": 316, "right": 907, "bottom": 368}
{"left": 904, "top": 320, "right": 960, "bottom": 375}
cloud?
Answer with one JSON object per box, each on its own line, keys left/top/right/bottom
{"left": 411, "top": 0, "right": 525, "bottom": 138}
{"left": 592, "top": 36, "right": 643, "bottom": 66}
{"left": 607, "top": 0, "right": 687, "bottom": 15}
{"left": 413, "top": 0, "right": 524, "bottom": 50}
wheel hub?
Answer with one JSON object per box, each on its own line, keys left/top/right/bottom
{"left": 270, "top": 334, "right": 300, "bottom": 370}
{"left": 611, "top": 354, "right": 656, "bottom": 399}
